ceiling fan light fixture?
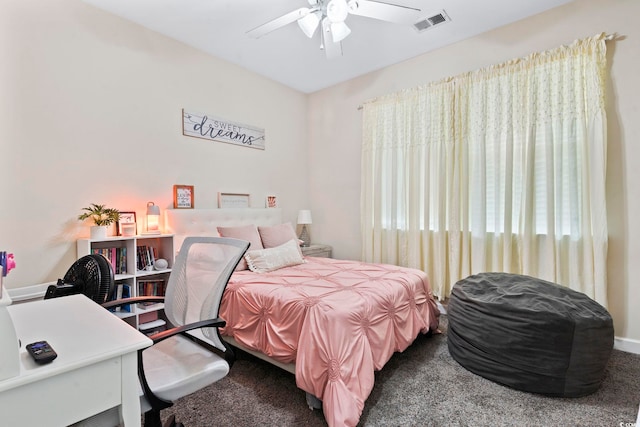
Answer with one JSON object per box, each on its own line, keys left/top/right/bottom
{"left": 330, "top": 21, "right": 351, "bottom": 42}
{"left": 327, "top": 0, "right": 349, "bottom": 23}
{"left": 298, "top": 11, "right": 320, "bottom": 38}
{"left": 248, "top": 0, "right": 423, "bottom": 59}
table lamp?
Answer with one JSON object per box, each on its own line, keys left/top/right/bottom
{"left": 297, "top": 210, "right": 312, "bottom": 247}
{"left": 143, "top": 202, "right": 161, "bottom": 235}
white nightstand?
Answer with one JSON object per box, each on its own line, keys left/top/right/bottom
{"left": 301, "top": 244, "right": 333, "bottom": 258}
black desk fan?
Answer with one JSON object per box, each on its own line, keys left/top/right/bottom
{"left": 45, "top": 254, "right": 115, "bottom": 304}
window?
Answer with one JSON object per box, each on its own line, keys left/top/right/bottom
{"left": 361, "top": 34, "right": 608, "bottom": 304}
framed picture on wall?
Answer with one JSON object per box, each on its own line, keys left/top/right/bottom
{"left": 173, "top": 185, "right": 194, "bottom": 209}
{"left": 218, "top": 192, "right": 250, "bottom": 208}
{"left": 266, "top": 195, "right": 277, "bottom": 208}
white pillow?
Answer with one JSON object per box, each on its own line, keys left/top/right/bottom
{"left": 244, "top": 239, "right": 305, "bottom": 273}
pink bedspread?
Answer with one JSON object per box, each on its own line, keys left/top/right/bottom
{"left": 220, "top": 257, "right": 440, "bottom": 427}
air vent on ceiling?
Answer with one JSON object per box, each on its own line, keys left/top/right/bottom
{"left": 413, "top": 10, "right": 451, "bottom": 33}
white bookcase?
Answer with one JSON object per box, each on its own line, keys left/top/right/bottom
{"left": 77, "top": 234, "right": 174, "bottom": 333}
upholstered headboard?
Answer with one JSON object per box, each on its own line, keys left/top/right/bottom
{"left": 165, "top": 208, "right": 283, "bottom": 253}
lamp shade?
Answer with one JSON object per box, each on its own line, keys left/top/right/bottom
{"left": 146, "top": 202, "right": 160, "bottom": 217}
{"left": 298, "top": 11, "right": 320, "bottom": 38}
{"left": 330, "top": 21, "right": 351, "bottom": 42}
{"left": 297, "top": 210, "right": 313, "bottom": 225}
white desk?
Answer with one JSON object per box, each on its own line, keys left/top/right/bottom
{"left": 0, "top": 294, "right": 152, "bottom": 426}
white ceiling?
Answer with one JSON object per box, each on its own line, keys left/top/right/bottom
{"left": 81, "top": 0, "right": 573, "bottom": 93}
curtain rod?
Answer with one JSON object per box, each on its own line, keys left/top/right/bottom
{"left": 356, "top": 33, "right": 617, "bottom": 111}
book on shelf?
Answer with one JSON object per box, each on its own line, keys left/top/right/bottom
{"left": 121, "top": 284, "right": 131, "bottom": 312}
{"left": 138, "top": 310, "right": 158, "bottom": 324}
{"left": 107, "top": 283, "right": 132, "bottom": 313}
{"left": 136, "top": 245, "right": 158, "bottom": 271}
{"left": 92, "top": 247, "right": 127, "bottom": 274}
{"left": 137, "top": 279, "right": 166, "bottom": 308}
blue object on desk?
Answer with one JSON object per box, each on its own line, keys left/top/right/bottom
{"left": 0, "top": 251, "right": 6, "bottom": 276}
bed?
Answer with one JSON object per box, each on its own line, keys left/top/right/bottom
{"left": 165, "top": 208, "right": 440, "bottom": 427}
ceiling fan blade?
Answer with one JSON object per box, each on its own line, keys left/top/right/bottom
{"left": 348, "top": 0, "right": 421, "bottom": 24}
{"left": 247, "top": 8, "right": 312, "bottom": 38}
{"left": 322, "top": 18, "right": 343, "bottom": 59}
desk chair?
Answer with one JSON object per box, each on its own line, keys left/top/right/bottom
{"left": 82, "top": 236, "right": 249, "bottom": 427}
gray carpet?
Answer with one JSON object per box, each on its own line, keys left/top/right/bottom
{"left": 163, "top": 315, "right": 640, "bottom": 426}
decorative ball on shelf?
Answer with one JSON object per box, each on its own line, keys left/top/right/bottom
{"left": 154, "top": 259, "right": 168, "bottom": 270}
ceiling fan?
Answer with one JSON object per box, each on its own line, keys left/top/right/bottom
{"left": 247, "top": 0, "right": 422, "bottom": 59}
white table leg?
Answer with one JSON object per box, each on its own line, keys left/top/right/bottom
{"left": 120, "top": 352, "right": 142, "bottom": 426}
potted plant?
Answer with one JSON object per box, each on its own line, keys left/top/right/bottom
{"left": 78, "top": 203, "right": 120, "bottom": 239}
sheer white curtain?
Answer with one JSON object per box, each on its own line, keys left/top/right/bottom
{"left": 361, "top": 81, "right": 457, "bottom": 296}
{"left": 361, "top": 34, "right": 609, "bottom": 306}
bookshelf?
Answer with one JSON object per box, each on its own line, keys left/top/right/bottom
{"left": 77, "top": 234, "right": 174, "bottom": 334}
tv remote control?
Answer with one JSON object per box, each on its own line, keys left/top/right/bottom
{"left": 26, "top": 341, "right": 58, "bottom": 364}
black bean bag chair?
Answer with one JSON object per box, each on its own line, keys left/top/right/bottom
{"left": 447, "top": 272, "right": 614, "bottom": 397}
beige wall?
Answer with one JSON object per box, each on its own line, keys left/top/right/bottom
{"left": 2, "top": 0, "right": 637, "bottom": 342}
{"left": 0, "top": 0, "right": 308, "bottom": 288}
{"left": 308, "top": 0, "right": 640, "bottom": 340}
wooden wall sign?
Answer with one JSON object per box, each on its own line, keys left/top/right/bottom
{"left": 173, "top": 185, "right": 194, "bottom": 209}
{"left": 218, "top": 193, "right": 250, "bottom": 209}
{"left": 182, "top": 109, "right": 265, "bottom": 150}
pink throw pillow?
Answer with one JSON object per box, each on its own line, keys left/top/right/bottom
{"left": 217, "top": 224, "right": 264, "bottom": 270}
{"left": 258, "top": 223, "right": 298, "bottom": 247}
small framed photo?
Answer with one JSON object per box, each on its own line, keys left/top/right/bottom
{"left": 117, "top": 211, "right": 137, "bottom": 236}
{"left": 173, "top": 185, "right": 194, "bottom": 209}
{"left": 218, "top": 192, "right": 250, "bottom": 208}
{"left": 266, "top": 195, "right": 277, "bottom": 208}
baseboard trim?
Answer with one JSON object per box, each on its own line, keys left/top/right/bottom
{"left": 6, "top": 282, "right": 51, "bottom": 303}
{"left": 436, "top": 301, "right": 447, "bottom": 315}
{"left": 614, "top": 337, "right": 640, "bottom": 355}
